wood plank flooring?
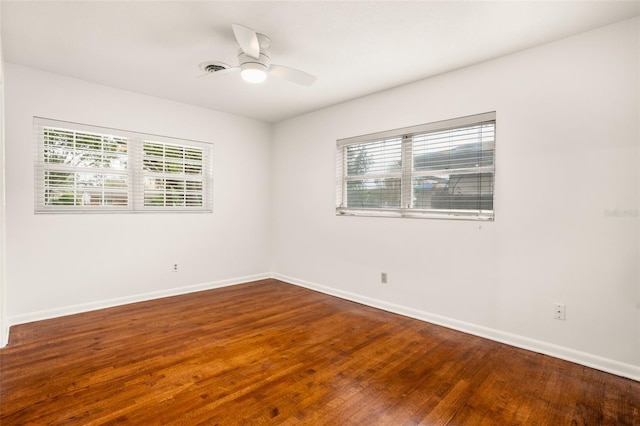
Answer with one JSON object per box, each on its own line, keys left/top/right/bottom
{"left": 1, "top": 279, "right": 639, "bottom": 425}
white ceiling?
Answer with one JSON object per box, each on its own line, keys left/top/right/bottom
{"left": 2, "top": 1, "right": 639, "bottom": 123}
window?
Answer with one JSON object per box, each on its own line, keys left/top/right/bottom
{"left": 142, "top": 142, "right": 206, "bottom": 209}
{"left": 336, "top": 112, "right": 495, "bottom": 220}
{"left": 34, "top": 117, "right": 213, "bottom": 213}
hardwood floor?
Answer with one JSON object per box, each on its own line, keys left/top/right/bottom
{"left": 1, "top": 279, "right": 639, "bottom": 425}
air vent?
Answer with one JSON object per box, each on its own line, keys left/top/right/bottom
{"left": 204, "top": 64, "right": 226, "bottom": 72}
{"left": 199, "top": 61, "right": 231, "bottom": 73}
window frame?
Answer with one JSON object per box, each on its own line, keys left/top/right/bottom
{"left": 336, "top": 112, "right": 496, "bottom": 221}
{"left": 34, "top": 117, "right": 213, "bottom": 214}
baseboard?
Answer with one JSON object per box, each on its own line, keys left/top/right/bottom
{"left": 1, "top": 322, "right": 9, "bottom": 347}
{"left": 272, "top": 273, "right": 640, "bottom": 382}
{"left": 7, "top": 273, "right": 271, "bottom": 330}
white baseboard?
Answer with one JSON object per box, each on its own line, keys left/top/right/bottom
{"left": 272, "top": 273, "right": 640, "bottom": 382}
{"left": 6, "top": 273, "right": 271, "bottom": 331}
{"left": 1, "top": 322, "right": 9, "bottom": 347}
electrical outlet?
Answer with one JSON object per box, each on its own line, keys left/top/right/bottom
{"left": 553, "top": 303, "right": 566, "bottom": 320}
{"left": 173, "top": 263, "right": 178, "bottom": 272}
{"left": 381, "top": 272, "right": 387, "bottom": 284}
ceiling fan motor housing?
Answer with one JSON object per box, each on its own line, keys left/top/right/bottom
{"left": 239, "top": 52, "right": 270, "bottom": 72}
{"left": 238, "top": 32, "right": 271, "bottom": 72}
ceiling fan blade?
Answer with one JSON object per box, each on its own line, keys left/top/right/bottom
{"left": 269, "top": 65, "right": 317, "bottom": 86}
{"left": 232, "top": 24, "right": 260, "bottom": 59}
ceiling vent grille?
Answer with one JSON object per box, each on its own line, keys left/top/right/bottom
{"left": 199, "top": 61, "right": 230, "bottom": 73}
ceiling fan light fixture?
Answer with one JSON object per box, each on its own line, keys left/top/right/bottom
{"left": 240, "top": 63, "right": 267, "bottom": 84}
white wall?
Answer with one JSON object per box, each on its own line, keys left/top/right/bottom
{"left": 4, "top": 64, "right": 272, "bottom": 325}
{"left": 271, "top": 18, "right": 640, "bottom": 378}
{"left": 0, "top": 11, "right": 7, "bottom": 346}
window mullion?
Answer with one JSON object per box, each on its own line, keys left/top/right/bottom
{"left": 401, "top": 135, "right": 413, "bottom": 209}
{"left": 130, "top": 138, "right": 142, "bottom": 211}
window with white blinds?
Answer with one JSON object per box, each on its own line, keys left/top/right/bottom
{"left": 34, "top": 117, "right": 213, "bottom": 213}
{"left": 142, "top": 142, "right": 207, "bottom": 209}
{"left": 336, "top": 112, "right": 495, "bottom": 220}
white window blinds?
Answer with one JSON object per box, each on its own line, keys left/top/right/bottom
{"left": 336, "top": 112, "right": 496, "bottom": 220}
{"left": 142, "top": 141, "right": 206, "bottom": 209}
{"left": 34, "top": 117, "right": 213, "bottom": 213}
{"left": 344, "top": 137, "right": 403, "bottom": 209}
{"left": 40, "top": 126, "right": 129, "bottom": 209}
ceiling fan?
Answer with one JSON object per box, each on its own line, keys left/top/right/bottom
{"left": 199, "top": 24, "right": 317, "bottom": 86}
